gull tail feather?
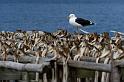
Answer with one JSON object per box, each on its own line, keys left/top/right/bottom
{"left": 79, "top": 29, "right": 89, "bottom": 34}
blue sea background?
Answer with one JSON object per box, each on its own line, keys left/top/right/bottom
{"left": 0, "top": 0, "right": 124, "bottom": 34}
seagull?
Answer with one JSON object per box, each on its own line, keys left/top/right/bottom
{"left": 68, "top": 14, "right": 95, "bottom": 33}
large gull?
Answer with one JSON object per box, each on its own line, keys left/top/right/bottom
{"left": 68, "top": 14, "right": 95, "bottom": 33}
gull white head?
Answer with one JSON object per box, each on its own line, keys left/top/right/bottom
{"left": 68, "top": 14, "right": 76, "bottom": 19}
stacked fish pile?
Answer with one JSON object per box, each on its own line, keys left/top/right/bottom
{"left": 0, "top": 29, "right": 124, "bottom": 62}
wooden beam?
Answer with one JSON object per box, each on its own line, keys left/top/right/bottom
{"left": 0, "top": 55, "right": 55, "bottom": 63}
{"left": 80, "top": 56, "right": 105, "bottom": 63}
{"left": 111, "top": 52, "right": 120, "bottom": 82}
{"left": 57, "top": 60, "right": 111, "bottom": 72}
{"left": 0, "top": 61, "right": 50, "bottom": 73}
{"left": 0, "top": 68, "right": 21, "bottom": 80}
{"left": 0, "top": 55, "right": 112, "bottom": 64}
{"left": 115, "top": 59, "right": 124, "bottom": 67}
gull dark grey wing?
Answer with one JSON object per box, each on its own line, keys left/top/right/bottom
{"left": 75, "top": 18, "right": 94, "bottom": 26}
